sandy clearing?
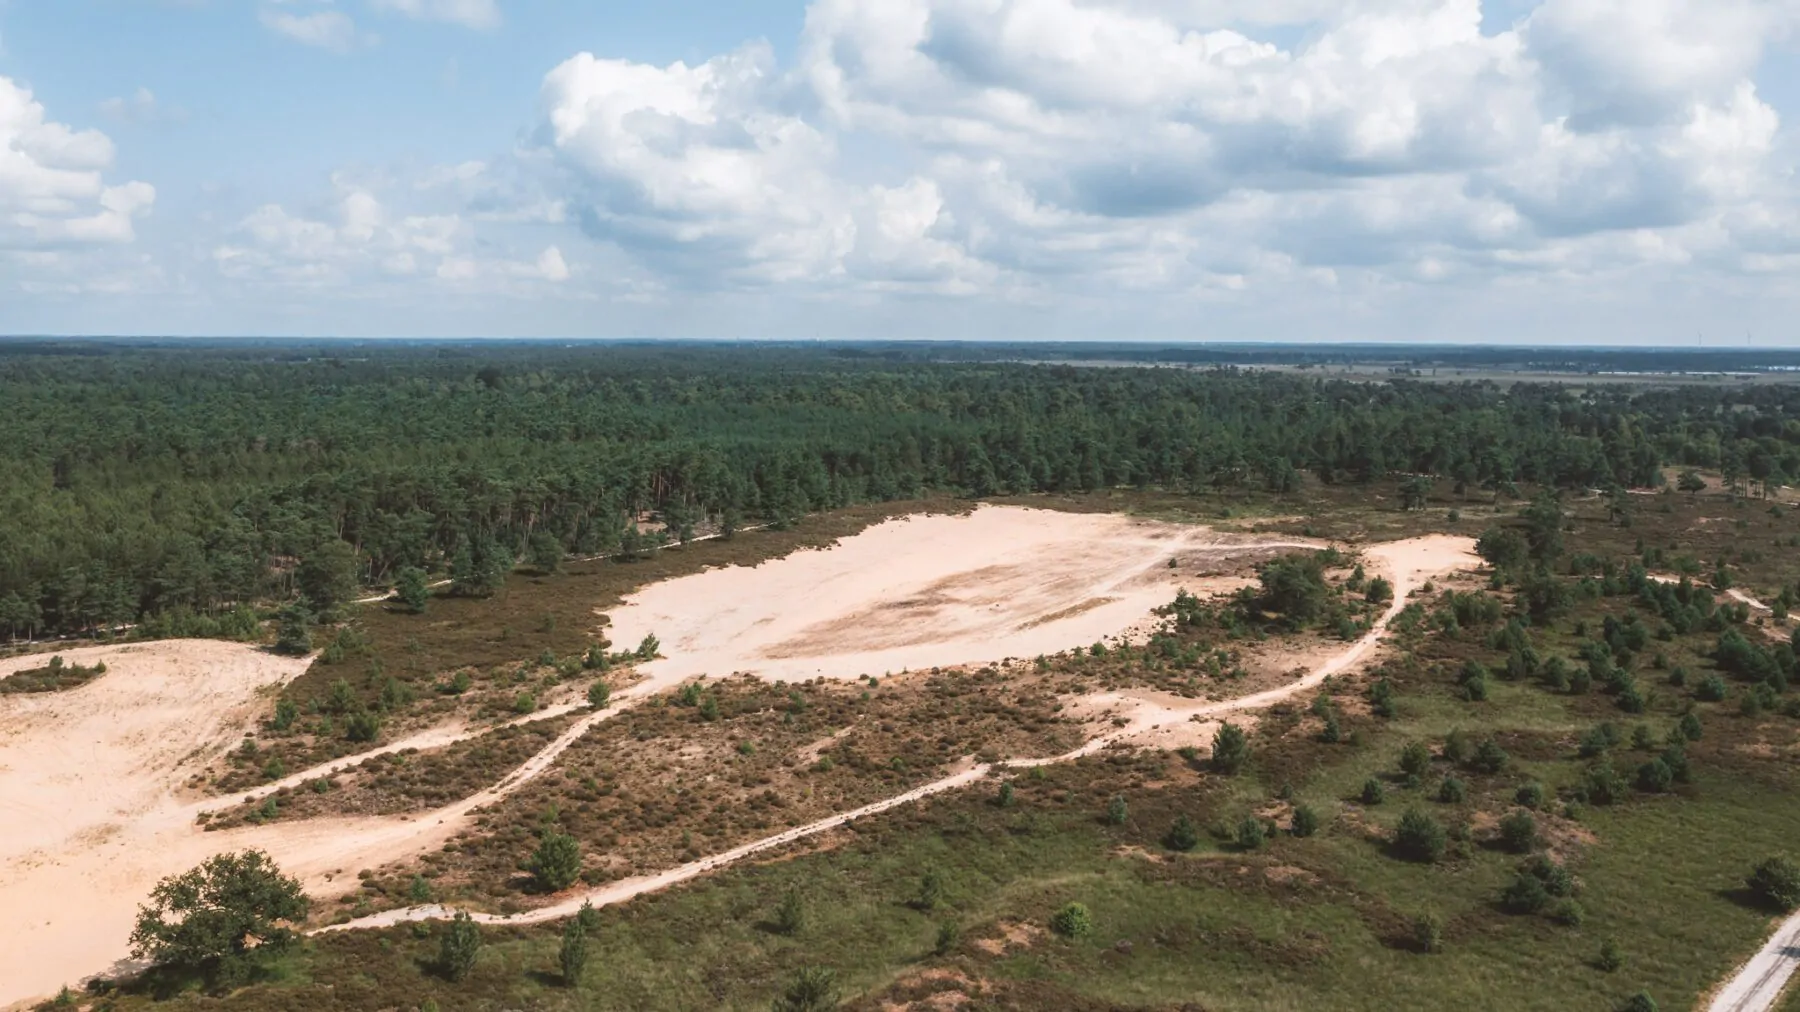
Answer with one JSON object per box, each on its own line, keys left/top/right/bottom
{"left": 608, "top": 505, "right": 1317, "bottom": 686}
{"left": 322, "top": 534, "right": 1480, "bottom": 937}
{"left": 0, "top": 513, "right": 1456, "bottom": 1008}
{"left": 0, "top": 642, "right": 313, "bottom": 1005}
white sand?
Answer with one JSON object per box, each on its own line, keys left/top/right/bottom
{"left": 608, "top": 505, "right": 1315, "bottom": 685}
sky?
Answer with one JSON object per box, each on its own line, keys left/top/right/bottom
{"left": 1, "top": 0, "right": 1799, "bottom": 343}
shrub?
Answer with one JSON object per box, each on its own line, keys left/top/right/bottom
{"left": 1166, "top": 814, "right": 1200, "bottom": 852}
{"left": 775, "top": 889, "right": 807, "bottom": 935}
{"left": 1399, "top": 741, "right": 1432, "bottom": 778}
{"left": 530, "top": 831, "right": 583, "bottom": 892}
{"left": 1437, "top": 778, "right": 1467, "bottom": 804}
{"left": 1549, "top": 898, "right": 1586, "bottom": 927}
{"left": 1291, "top": 805, "right": 1320, "bottom": 838}
{"left": 396, "top": 567, "right": 430, "bottom": 614}
{"left": 439, "top": 912, "right": 481, "bottom": 982}
{"left": 1697, "top": 675, "right": 1728, "bottom": 702}
{"left": 1394, "top": 808, "right": 1447, "bottom": 863}
{"left": 934, "top": 919, "right": 961, "bottom": 956}
{"left": 1748, "top": 856, "right": 1800, "bottom": 911}
{"left": 1498, "top": 810, "right": 1537, "bottom": 853}
{"left": 271, "top": 698, "right": 297, "bottom": 733}
{"left": 344, "top": 710, "right": 382, "bottom": 743}
{"left": 915, "top": 870, "right": 944, "bottom": 912}
{"left": 1235, "top": 816, "right": 1266, "bottom": 850}
{"left": 1211, "top": 722, "right": 1249, "bottom": 774}
{"left": 1470, "top": 738, "right": 1509, "bottom": 774}
{"left": 1635, "top": 758, "right": 1674, "bottom": 793}
{"left": 1501, "top": 872, "right": 1550, "bottom": 914}
{"left": 1596, "top": 937, "right": 1623, "bottom": 973}
{"left": 1049, "top": 902, "right": 1094, "bottom": 939}
{"left": 1582, "top": 763, "right": 1626, "bottom": 806}
{"left": 1515, "top": 782, "right": 1544, "bottom": 809}
{"left": 1621, "top": 993, "right": 1657, "bottom": 1012}
{"left": 558, "top": 917, "right": 588, "bottom": 987}
{"left": 1443, "top": 728, "right": 1471, "bottom": 765}
{"left": 1525, "top": 856, "right": 1576, "bottom": 897}
{"left": 1361, "top": 778, "right": 1386, "bottom": 805}
{"left": 635, "top": 633, "right": 660, "bottom": 660}
{"left": 1106, "top": 794, "right": 1128, "bottom": 826}
{"left": 1678, "top": 711, "right": 1703, "bottom": 741}
{"left": 1411, "top": 912, "right": 1443, "bottom": 954}
{"left": 771, "top": 967, "right": 839, "bottom": 1012}
{"left": 587, "top": 680, "right": 611, "bottom": 708}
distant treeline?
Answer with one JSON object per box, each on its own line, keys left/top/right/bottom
{"left": 1, "top": 342, "right": 1797, "bottom": 638}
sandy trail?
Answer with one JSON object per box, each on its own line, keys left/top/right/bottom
{"left": 1708, "top": 912, "right": 1800, "bottom": 1012}
{"left": 608, "top": 505, "right": 1317, "bottom": 685}
{"left": 322, "top": 534, "right": 1478, "bottom": 935}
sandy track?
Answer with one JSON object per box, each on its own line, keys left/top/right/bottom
{"left": 322, "top": 534, "right": 1479, "bottom": 935}
{"left": 1708, "top": 911, "right": 1800, "bottom": 1012}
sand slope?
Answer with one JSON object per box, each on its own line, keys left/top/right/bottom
{"left": 608, "top": 505, "right": 1314, "bottom": 683}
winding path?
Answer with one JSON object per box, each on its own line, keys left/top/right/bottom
{"left": 320, "top": 535, "right": 1476, "bottom": 933}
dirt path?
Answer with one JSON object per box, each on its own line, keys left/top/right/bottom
{"left": 1707, "top": 912, "right": 1800, "bottom": 1012}
{"left": 319, "top": 534, "right": 1478, "bottom": 935}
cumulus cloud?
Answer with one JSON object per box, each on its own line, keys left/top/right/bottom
{"left": 371, "top": 0, "right": 501, "bottom": 30}
{"left": 211, "top": 175, "right": 571, "bottom": 292}
{"left": 260, "top": 4, "right": 370, "bottom": 53}
{"left": 0, "top": 76, "right": 155, "bottom": 249}
{"left": 514, "top": 0, "right": 1800, "bottom": 304}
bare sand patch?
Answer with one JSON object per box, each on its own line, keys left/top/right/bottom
{"left": 608, "top": 505, "right": 1316, "bottom": 686}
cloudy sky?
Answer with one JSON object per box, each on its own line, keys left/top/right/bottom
{"left": 2, "top": 0, "right": 1798, "bottom": 342}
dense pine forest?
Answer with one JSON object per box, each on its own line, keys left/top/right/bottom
{"left": 3, "top": 341, "right": 1799, "bottom": 640}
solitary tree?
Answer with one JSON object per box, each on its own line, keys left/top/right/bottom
{"left": 129, "top": 850, "right": 309, "bottom": 987}
{"left": 558, "top": 916, "right": 589, "bottom": 987}
{"left": 530, "top": 830, "right": 583, "bottom": 892}
{"left": 1049, "top": 901, "right": 1095, "bottom": 939}
{"left": 1749, "top": 857, "right": 1800, "bottom": 911}
{"left": 1211, "top": 722, "right": 1250, "bottom": 774}
{"left": 1394, "top": 808, "right": 1447, "bottom": 863}
{"left": 771, "top": 966, "right": 840, "bottom": 1012}
{"left": 774, "top": 888, "right": 807, "bottom": 936}
{"left": 439, "top": 911, "right": 481, "bottom": 982}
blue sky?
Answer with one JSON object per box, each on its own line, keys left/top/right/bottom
{"left": 1, "top": 0, "right": 1798, "bottom": 342}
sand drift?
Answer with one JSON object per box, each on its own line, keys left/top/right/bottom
{"left": 0, "top": 507, "right": 1471, "bottom": 1008}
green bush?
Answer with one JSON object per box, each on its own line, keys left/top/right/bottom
{"left": 775, "top": 889, "right": 807, "bottom": 936}
{"left": 439, "top": 912, "right": 481, "bottom": 982}
{"left": 1748, "top": 856, "right": 1800, "bottom": 911}
{"left": 1411, "top": 912, "right": 1443, "bottom": 954}
{"left": 1106, "top": 794, "right": 1128, "bottom": 826}
{"left": 1234, "top": 816, "right": 1266, "bottom": 850}
{"left": 771, "top": 966, "right": 839, "bottom": 1012}
{"left": 1399, "top": 741, "right": 1432, "bottom": 778}
{"left": 1211, "top": 722, "right": 1250, "bottom": 774}
{"left": 1291, "top": 805, "right": 1320, "bottom": 838}
{"left": 1501, "top": 872, "right": 1550, "bottom": 914}
{"left": 530, "top": 831, "right": 583, "bottom": 892}
{"left": 1515, "top": 782, "right": 1544, "bottom": 809}
{"left": 558, "top": 917, "right": 588, "bottom": 987}
{"left": 1394, "top": 808, "right": 1447, "bottom": 863}
{"left": 1498, "top": 810, "right": 1537, "bottom": 853}
{"left": 1437, "top": 777, "right": 1467, "bottom": 804}
{"left": 1166, "top": 814, "right": 1200, "bottom": 852}
{"left": 1049, "top": 902, "right": 1094, "bottom": 939}
{"left": 586, "top": 680, "right": 611, "bottom": 708}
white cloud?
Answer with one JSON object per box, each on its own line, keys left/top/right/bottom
{"left": 0, "top": 76, "right": 155, "bottom": 249}
{"left": 211, "top": 176, "right": 571, "bottom": 294}
{"left": 511, "top": 0, "right": 1800, "bottom": 305}
{"left": 260, "top": 5, "right": 370, "bottom": 53}
{"left": 98, "top": 87, "right": 182, "bottom": 125}
{"left": 371, "top": 0, "right": 502, "bottom": 30}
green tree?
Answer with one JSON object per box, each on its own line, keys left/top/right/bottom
{"left": 1291, "top": 804, "right": 1320, "bottom": 838}
{"left": 1749, "top": 856, "right": 1800, "bottom": 911}
{"left": 774, "top": 888, "right": 807, "bottom": 935}
{"left": 1399, "top": 741, "right": 1432, "bottom": 778}
{"left": 1106, "top": 794, "right": 1128, "bottom": 826}
{"left": 396, "top": 566, "right": 430, "bottom": 614}
{"left": 439, "top": 911, "right": 481, "bottom": 982}
{"left": 1394, "top": 808, "right": 1447, "bottom": 863}
{"left": 128, "top": 851, "right": 309, "bottom": 985}
{"left": 771, "top": 967, "right": 839, "bottom": 1012}
{"left": 296, "top": 539, "right": 359, "bottom": 617}
{"left": 558, "top": 916, "right": 589, "bottom": 987}
{"left": 1166, "top": 814, "right": 1200, "bottom": 852}
{"left": 1211, "top": 721, "right": 1249, "bottom": 774}
{"left": 587, "top": 679, "right": 612, "bottom": 708}
{"left": 531, "top": 830, "right": 583, "bottom": 892}
{"left": 273, "top": 605, "right": 312, "bottom": 656}
{"left": 1498, "top": 810, "right": 1537, "bottom": 853}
